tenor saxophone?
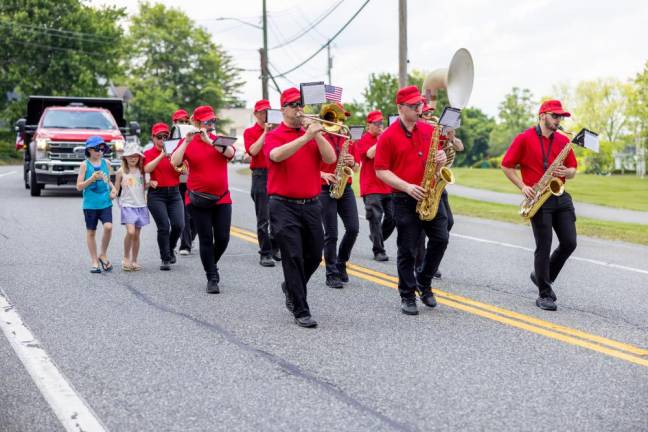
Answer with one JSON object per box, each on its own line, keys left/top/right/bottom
{"left": 416, "top": 123, "right": 455, "bottom": 221}
{"left": 329, "top": 137, "right": 354, "bottom": 199}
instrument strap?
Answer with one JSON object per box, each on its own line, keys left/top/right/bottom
{"left": 535, "top": 125, "right": 554, "bottom": 171}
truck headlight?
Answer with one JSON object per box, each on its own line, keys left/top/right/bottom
{"left": 36, "top": 138, "right": 50, "bottom": 151}
{"left": 112, "top": 139, "right": 125, "bottom": 152}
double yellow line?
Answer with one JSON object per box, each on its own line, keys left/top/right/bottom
{"left": 230, "top": 226, "right": 648, "bottom": 368}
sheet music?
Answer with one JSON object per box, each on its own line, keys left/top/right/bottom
{"left": 350, "top": 126, "right": 365, "bottom": 140}
{"left": 300, "top": 82, "right": 326, "bottom": 105}
{"left": 584, "top": 130, "right": 600, "bottom": 153}
{"left": 267, "top": 109, "right": 283, "bottom": 125}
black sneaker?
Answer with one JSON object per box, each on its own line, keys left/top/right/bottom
{"left": 206, "top": 279, "right": 220, "bottom": 294}
{"left": 530, "top": 272, "right": 557, "bottom": 301}
{"left": 420, "top": 292, "right": 437, "bottom": 308}
{"left": 160, "top": 261, "right": 171, "bottom": 271}
{"left": 281, "top": 282, "right": 294, "bottom": 313}
{"left": 535, "top": 296, "right": 557, "bottom": 311}
{"left": 433, "top": 271, "right": 442, "bottom": 279}
{"left": 401, "top": 298, "right": 418, "bottom": 315}
{"left": 169, "top": 253, "right": 177, "bottom": 264}
{"left": 294, "top": 315, "right": 318, "bottom": 328}
{"left": 326, "top": 275, "right": 344, "bottom": 289}
{"left": 374, "top": 252, "right": 389, "bottom": 262}
{"left": 260, "top": 255, "right": 275, "bottom": 267}
{"left": 337, "top": 263, "right": 349, "bottom": 283}
{"left": 272, "top": 250, "right": 282, "bottom": 261}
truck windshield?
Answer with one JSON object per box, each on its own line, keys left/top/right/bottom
{"left": 42, "top": 110, "right": 117, "bottom": 130}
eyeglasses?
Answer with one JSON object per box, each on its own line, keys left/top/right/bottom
{"left": 401, "top": 102, "right": 422, "bottom": 110}
{"left": 176, "top": 119, "right": 190, "bottom": 124}
{"left": 370, "top": 121, "right": 383, "bottom": 127}
{"left": 154, "top": 134, "right": 169, "bottom": 140}
{"left": 548, "top": 113, "right": 565, "bottom": 120}
{"left": 283, "top": 101, "right": 303, "bottom": 109}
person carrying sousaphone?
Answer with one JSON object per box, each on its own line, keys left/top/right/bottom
{"left": 171, "top": 105, "right": 235, "bottom": 294}
{"left": 501, "top": 99, "right": 578, "bottom": 311}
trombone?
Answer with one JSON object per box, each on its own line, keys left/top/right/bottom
{"left": 297, "top": 103, "right": 351, "bottom": 139}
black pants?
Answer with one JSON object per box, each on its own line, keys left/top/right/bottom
{"left": 363, "top": 193, "right": 396, "bottom": 255}
{"left": 147, "top": 187, "right": 185, "bottom": 261}
{"left": 530, "top": 193, "right": 577, "bottom": 298}
{"left": 178, "top": 183, "right": 197, "bottom": 251}
{"left": 251, "top": 169, "right": 277, "bottom": 257}
{"left": 393, "top": 193, "right": 449, "bottom": 300}
{"left": 189, "top": 203, "right": 232, "bottom": 281}
{"left": 415, "top": 190, "right": 453, "bottom": 269}
{"left": 269, "top": 197, "right": 324, "bottom": 318}
{"left": 320, "top": 184, "right": 359, "bottom": 277}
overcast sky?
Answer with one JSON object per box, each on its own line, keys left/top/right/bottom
{"left": 92, "top": 0, "right": 648, "bottom": 118}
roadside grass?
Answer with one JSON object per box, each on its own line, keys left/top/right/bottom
{"left": 0, "top": 140, "right": 21, "bottom": 165}
{"left": 452, "top": 168, "right": 648, "bottom": 212}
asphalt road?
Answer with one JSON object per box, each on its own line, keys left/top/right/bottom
{"left": 0, "top": 164, "right": 647, "bottom": 432}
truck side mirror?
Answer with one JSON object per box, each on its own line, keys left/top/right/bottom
{"left": 15, "top": 118, "right": 26, "bottom": 134}
{"left": 129, "top": 121, "right": 141, "bottom": 137}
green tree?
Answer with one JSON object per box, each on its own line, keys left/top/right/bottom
{"left": 455, "top": 107, "right": 495, "bottom": 166}
{"left": 488, "top": 87, "right": 535, "bottom": 156}
{"left": 360, "top": 70, "right": 429, "bottom": 117}
{"left": 0, "top": 0, "right": 126, "bottom": 122}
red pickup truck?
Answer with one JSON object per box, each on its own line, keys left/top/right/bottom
{"left": 15, "top": 96, "right": 140, "bottom": 196}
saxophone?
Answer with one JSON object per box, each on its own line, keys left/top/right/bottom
{"left": 519, "top": 128, "right": 573, "bottom": 220}
{"left": 329, "top": 137, "right": 354, "bottom": 199}
{"left": 416, "top": 122, "right": 455, "bottom": 221}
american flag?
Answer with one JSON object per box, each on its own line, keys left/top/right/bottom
{"left": 325, "top": 84, "right": 343, "bottom": 102}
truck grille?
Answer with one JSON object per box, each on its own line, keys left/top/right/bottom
{"left": 48, "top": 141, "right": 114, "bottom": 161}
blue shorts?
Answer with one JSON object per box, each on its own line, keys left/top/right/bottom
{"left": 83, "top": 207, "right": 113, "bottom": 230}
{"left": 120, "top": 207, "right": 150, "bottom": 228}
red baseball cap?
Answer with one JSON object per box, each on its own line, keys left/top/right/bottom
{"left": 151, "top": 122, "right": 170, "bottom": 136}
{"left": 334, "top": 102, "right": 351, "bottom": 117}
{"left": 280, "top": 88, "right": 301, "bottom": 106}
{"left": 172, "top": 109, "right": 189, "bottom": 122}
{"left": 396, "top": 85, "right": 424, "bottom": 105}
{"left": 193, "top": 105, "right": 216, "bottom": 122}
{"left": 538, "top": 99, "right": 571, "bottom": 117}
{"left": 422, "top": 102, "right": 434, "bottom": 113}
{"left": 254, "top": 99, "right": 271, "bottom": 112}
{"left": 366, "top": 110, "right": 383, "bottom": 123}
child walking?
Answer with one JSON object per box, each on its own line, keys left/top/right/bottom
{"left": 114, "top": 144, "right": 150, "bottom": 271}
{"left": 76, "top": 136, "right": 117, "bottom": 273}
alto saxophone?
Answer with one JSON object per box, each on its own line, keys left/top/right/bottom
{"left": 329, "top": 137, "right": 354, "bottom": 199}
{"left": 416, "top": 122, "right": 455, "bottom": 221}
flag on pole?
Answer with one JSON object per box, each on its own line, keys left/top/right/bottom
{"left": 324, "top": 84, "right": 343, "bottom": 102}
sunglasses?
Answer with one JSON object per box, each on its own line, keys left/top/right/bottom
{"left": 547, "top": 113, "right": 565, "bottom": 120}
{"left": 154, "top": 134, "right": 169, "bottom": 140}
{"left": 401, "top": 102, "right": 423, "bottom": 110}
{"left": 370, "top": 121, "right": 383, "bottom": 127}
{"left": 283, "top": 101, "right": 304, "bottom": 109}
{"left": 89, "top": 145, "right": 109, "bottom": 153}
{"left": 176, "top": 119, "right": 190, "bottom": 124}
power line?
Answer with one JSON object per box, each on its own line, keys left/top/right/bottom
{"left": 274, "top": 0, "right": 371, "bottom": 79}
{"left": 269, "top": 0, "right": 344, "bottom": 50}
{"left": 0, "top": 20, "right": 117, "bottom": 43}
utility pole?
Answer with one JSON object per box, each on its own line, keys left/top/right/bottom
{"left": 260, "top": 0, "right": 269, "bottom": 99}
{"left": 398, "top": 0, "right": 408, "bottom": 87}
{"left": 327, "top": 43, "right": 333, "bottom": 84}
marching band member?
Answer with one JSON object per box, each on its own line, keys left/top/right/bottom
{"left": 172, "top": 109, "right": 197, "bottom": 256}
{"left": 319, "top": 102, "right": 360, "bottom": 288}
{"left": 355, "top": 110, "right": 395, "bottom": 262}
{"left": 264, "top": 87, "right": 336, "bottom": 328}
{"left": 171, "top": 106, "right": 235, "bottom": 294}
{"left": 375, "top": 86, "right": 449, "bottom": 316}
{"left": 501, "top": 100, "right": 577, "bottom": 311}
{"left": 144, "top": 123, "right": 185, "bottom": 271}
{"left": 244, "top": 99, "right": 279, "bottom": 268}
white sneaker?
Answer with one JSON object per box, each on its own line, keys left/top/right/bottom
{"left": 179, "top": 249, "right": 190, "bottom": 256}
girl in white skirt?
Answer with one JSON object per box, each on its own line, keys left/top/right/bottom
{"left": 114, "top": 144, "right": 150, "bottom": 271}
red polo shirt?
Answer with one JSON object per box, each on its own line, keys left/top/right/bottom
{"left": 182, "top": 133, "right": 232, "bottom": 205}
{"left": 501, "top": 126, "right": 577, "bottom": 187}
{"left": 319, "top": 133, "right": 357, "bottom": 186}
{"left": 356, "top": 132, "right": 392, "bottom": 196}
{"left": 374, "top": 119, "right": 445, "bottom": 186}
{"left": 143, "top": 146, "right": 180, "bottom": 187}
{"left": 243, "top": 123, "right": 267, "bottom": 170}
{"left": 264, "top": 122, "right": 323, "bottom": 199}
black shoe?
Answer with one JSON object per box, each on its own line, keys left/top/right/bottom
{"left": 401, "top": 298, "right": 419, "bottom": 315}
{"left": 530, "top": 272, "right": 557, "bottom": 301}
{"left": 272, "top": 250, "right": 282, "bottom": 261}
{"left": 337, "top": 263, "right": 349, "bottom": 283}
{"left": 326, "top": 275, "right": 344, "bottom": 289}
{"left": 206, "top": 279, "right": 220, "bottom": 294}
{"left": 535, "top": 296, "right": 557, "bottom": 311}
{"left": 281, "top": 282, "right": 294, "bottom": 313}
{"left": 420, "top": 292, "right": 437, "bottom": 308}
{"left": 169, "top": 253, "right": 177, "bottom": 264}
{"left": 374, "top": 252, "right": 389, "bottom": 262}
{"left": 433, "top": 271, "right": 442, "bottom": 279}
{"left": 260, "top": 255, "right": 275, "bottom": 267}
{"left": 294, "top": 315, "right": 318, "bottom": 328}
{"left": 160, "top": 261, "right": 171, "bottom": 271}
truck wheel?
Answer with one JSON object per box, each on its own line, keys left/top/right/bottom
{"left": 29, "top": 160, "right": 42, "bottom": 196}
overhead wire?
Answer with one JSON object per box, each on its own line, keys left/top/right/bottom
{"left": 269, "top": 0, "right": 344, "bottom": 50}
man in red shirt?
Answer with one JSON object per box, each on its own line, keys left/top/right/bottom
{"left": 244, "top": 99, "right": 279, "bottom": 268}
{"left": 501, "top": 99, "right": 578, "bottom": 311}
{"left": 356, "top": 110, "right": 395, "bottom": 262}
{"left": 264, "top": 87, "right": 336, "bottom": 328}
{"left": 319, "top": 103, "right": 359, "bottom": 289}
{"left": 375, "top": 86, "right": 449, "bottom": 316}
{"left": 172, "top": 108, "right": 197, "bottom": 256}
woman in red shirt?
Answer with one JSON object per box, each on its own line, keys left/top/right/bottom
{"left": 143, "top": 123, "right": 185, "bottom": 271}
{"left": 171, "top": 106, "right": 235, "bottom": 294}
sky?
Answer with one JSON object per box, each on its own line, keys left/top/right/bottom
{"left": 91, "top": 0, "right": 648, "bottom": 118}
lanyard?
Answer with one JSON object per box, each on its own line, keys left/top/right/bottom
{"left": 535, "top": 125, "right": 554, "bottom": 171}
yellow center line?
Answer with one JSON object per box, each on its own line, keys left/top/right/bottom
{"left": 229, "top": 227, "right": 648, "bottom": 367}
